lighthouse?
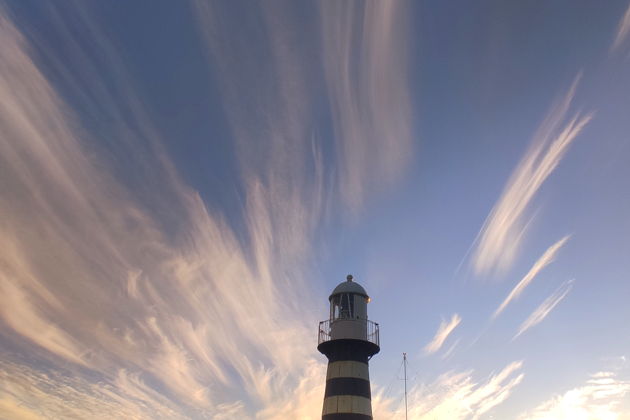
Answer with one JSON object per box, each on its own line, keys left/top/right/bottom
{"left": 317, "top": 275, "right": 380, "bottom": 420}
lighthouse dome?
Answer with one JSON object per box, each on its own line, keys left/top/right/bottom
{"left": 329, "top": 274, "right": 369, "bottom": 300}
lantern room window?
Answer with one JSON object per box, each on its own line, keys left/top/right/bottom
{"left": 331, "top": 293, "right": 355, "bottom": 320}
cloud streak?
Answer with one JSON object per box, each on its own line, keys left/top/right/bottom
{"left": 0, "top": 2, "right": 416, "bottom": 418}
{"left": 514, "top": 280, "right": 574, "bottom": 340}
{"left": 374, "top": 361, "right": 525, "bottom": 419}
{"left": 0, "top": 6, "right": 321, "bottom": 417}
{"left": 611, "top": 2, "right": 630, "bottom": 53}
{"left": 493, "top": 236, "right": 570, "bottom": 319}
{"left": 424, "top": 314, "right": 462, "bottom": 355}
{"left": 0, "top": 360, "right": 188, "bottom": 420}
{"left": 319, "top": 1, "right": 414, "bottom": 213}
{"left": 471, "top": 77, "right": 592, "bottom": 277}
{"left": 518, "top": 371, "right": 630, "bottom": 419}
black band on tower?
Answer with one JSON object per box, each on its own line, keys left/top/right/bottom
{"left": 324, "top": 377, "right": 371, "bottom": 399}
{"left": 318, "top": 339, "right": 379, "bottom": 363}
{"left": 322, "top": 414, "right": 373, "bottom": 420}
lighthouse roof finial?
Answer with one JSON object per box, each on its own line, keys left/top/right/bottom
{"left": 329, "top": 275, "right": 368, "bottom": 300}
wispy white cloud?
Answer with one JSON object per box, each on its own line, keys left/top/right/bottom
{"left": 518, "top": 371, "right": 630, "bottom": 420}
{"left": 493, "top": 236, "right": 570, "bottom": 319}
{"left": 0, "top": 270, "right": 86, "bottom": 367}
{"left": 441, "top": 338, "right": 461, "bottom": 361}
{"left": 194, "top": 0, "right": 416, "bottom": 216}
{"left": 0, "top": 2, "right": 417, "bottom": 417}
{"left": 471, "top": 77, "right": 592, "bottom": 277}
{"left": 255, "top": 359, "right": 326, "bottom": 420}
{"left": 514, "top": 280, "right": 574, "bottom": 340}
{"left": 373, "top": 361, "right": 525, "bottom": 419}
{"left": 424, "top": 314, "right": 462, "bottom": 355}
{"left": 0, "top": 7, "right": 321, "bottom": 417}
{"left": 611, "top": 2, "right": 630, "bottom": 53}
{"left": 0, "top": 360, "right": 188, "bottom": 420}
{"left": 319, "top": 1, "right": 414, "bottom": 213}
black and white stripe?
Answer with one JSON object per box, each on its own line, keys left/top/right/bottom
{"left": 321, "top": 359, "right": 373, "bottom": 419}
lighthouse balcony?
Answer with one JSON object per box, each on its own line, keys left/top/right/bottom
{"left": 318, "top": 318, "right": 380, "bottom": 347}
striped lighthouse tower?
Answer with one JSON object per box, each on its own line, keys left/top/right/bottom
{"left": 317, "top": 275, "right": 380, "bottom": 420}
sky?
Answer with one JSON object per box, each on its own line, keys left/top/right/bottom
{"left": 1, "top": 1, "right": 630, "bottom": 419}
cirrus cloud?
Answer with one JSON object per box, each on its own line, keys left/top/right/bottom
{"left": 514, "top": 279, "right": 574, "bottom": 340}
{"left": 518, "top": 371, "right": 630, "bottom": 420}
{"left": 424, "top": 314, "right": 462, "bottom": 355}
{"left": 0, "top": 2, "right": 416, "bottom": 418}
{"left": 493, "top": 236, "right": 570, "bottom": 319}
{"left": 471, "top": 77, "right": 592, "bottom": 277}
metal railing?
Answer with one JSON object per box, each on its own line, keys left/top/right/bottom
{"left": 318, "top": 318, "right": 379, "bottom": 346}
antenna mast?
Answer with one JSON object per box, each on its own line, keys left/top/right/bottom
{"left": 403, "top": 352, "right": 408, "bottom": 420}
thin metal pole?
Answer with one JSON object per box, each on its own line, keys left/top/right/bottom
{"left": 403, "top": 352, "right": 408, "bottom": 420}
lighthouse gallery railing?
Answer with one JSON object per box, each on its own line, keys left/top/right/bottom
{"left": 318, "top": 319, "right": 379, "bottom": 346}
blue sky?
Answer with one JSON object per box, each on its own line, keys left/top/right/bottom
{"left": 1, "top": 1, "right": 629, "bottom": 419}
